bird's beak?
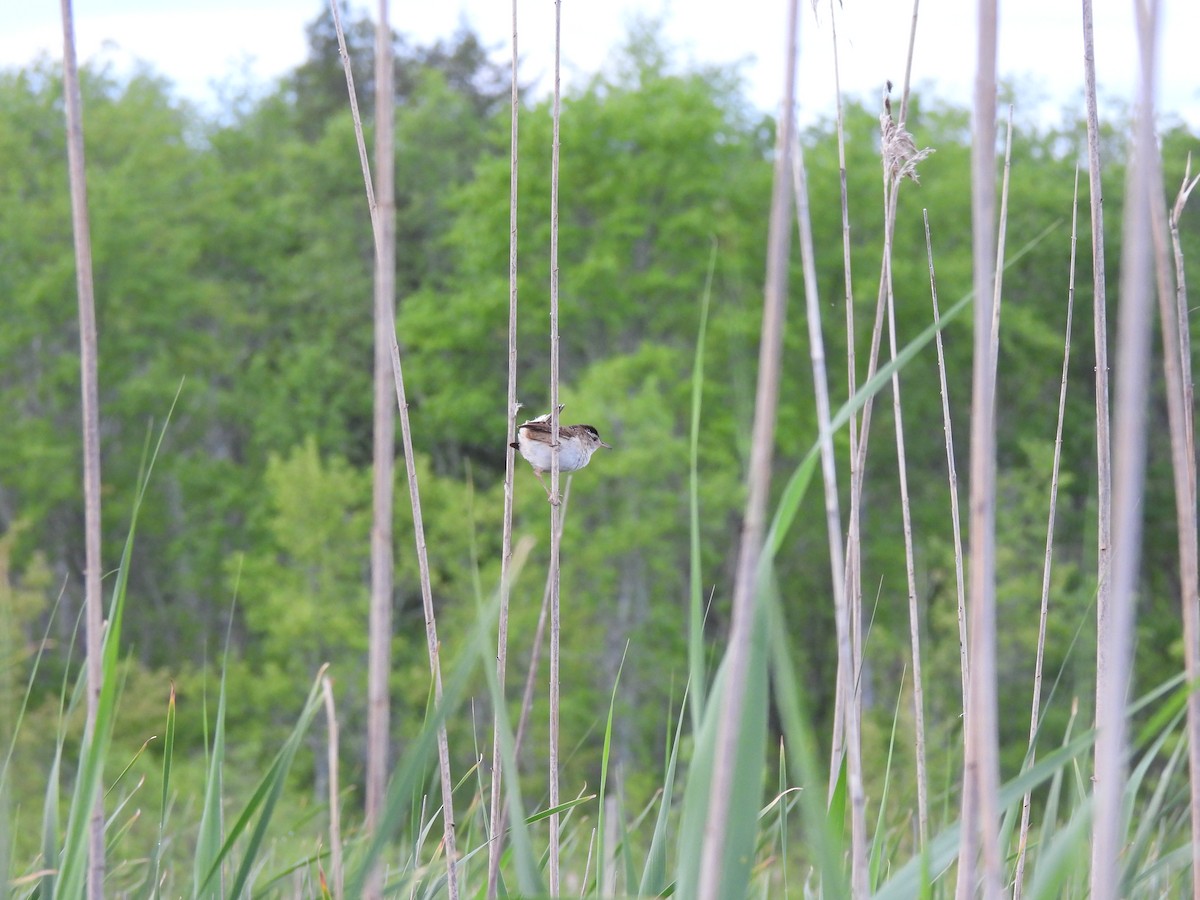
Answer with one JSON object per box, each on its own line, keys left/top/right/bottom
{"left": 600, "top": 440, "right": 612, "bottom": 449}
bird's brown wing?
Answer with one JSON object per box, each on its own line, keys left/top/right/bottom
{"left": 519, "top": 419, "right": 555, "bottom": 439}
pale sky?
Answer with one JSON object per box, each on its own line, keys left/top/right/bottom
{"left": 2, "top": 1, "right": 1198, "bottom": 127}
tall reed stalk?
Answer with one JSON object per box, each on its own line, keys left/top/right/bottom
{"left": 486, "top": 0, "right": 521, "bottom": 895}
{"left": 1149, "top": 122, "right": 1200, "bottom": 900}
{"left": 1090, "top": 2, "right": 1160, "bottom": 896}
{"left": 547, "top": 0, "right": 564, "bottom": 892}
{"left": 957, "top": 0, "right": 1001, "bottom": 895}
{"left": 1013, "top": 170, "right": 1080, "bottom": 897}
{"left": 1080, "top": 0, "right": 1114, "bottom": 770}
{"left": 58, "top": 0, "right": 105, "bottom": 894}
{"left": 923, "top": 210, "right": 969, "bottom": 711}
{"left": 697, "top": 0, "right": 798, "bottom": 895}
{"left": 789, "top": 133, "right": 849, "bottom": 845}
{"left": 322, "top": 676, "right": 344, "bottom": 900}
{"left": 366, "top": 0, "right": 396, "bottom": 854}
{"left": 328, "top": 2, "right": 458, "bottom": 893}
{"left": 823, "top": 14, "right": 869, "bottom": 890}
{"left": 879, "top": 93, "right": 933, "bottom": 848}
{"left": 1167, "top": 159, "right": 1200, "bottom": 888}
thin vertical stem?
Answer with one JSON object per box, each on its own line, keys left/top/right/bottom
{"left": 697, "top": 0, "right": 798, "bottom": 896}
{"left": 1081, "top": 0, "right": 1114, "bottom": 756}
{"left": 328, "top": 3, "right": 458, "bottom": 894}
{"left": 1090, "top": 2, "right": 1159, "bottom": 897}
{"left": 516, "top": 485, "right": 570, "bottom": 758}
{"left": 389, "top": 239, "right": 460, "bottom": 900}
{"left": 923, "top": 211, "right": 969, "bottom": 711}
{"left": 988, "top": 108, "right": 1014, "bottom": 394}
{"left": 1150, "top": 130, "right": 1200, "bottom": 900}
{"left": 826, "top": 0, "right": 859, "bottom": 800}
{"left": 59, "top": 1, "right": 105, "bottom": 895}
{"left": 881, "top": 175, "right": 928, "bottom": 848}
{"left": 957, "top": 0, "right": 1000, "bottom": 896}
{"left": 490, "top": 485, "right": 572, "bottom": 871}
{"left": 366, "top": 0, "right": 395, "bottom": 854}
{"left": 790, "top": 136, "right": 851, "bottom": 832}
{"left": 1169, "top": 159, "right": 1200, "bottom": 886}
{"left": 688, "top": 243, "right": 718, "bottom": 737}
{"left": 898, "top": 0, "right": 922, "bottom": 123}
{"left": 486, "top": 0, "right": 520, "bottom": 893}
{"left": 322, "top": 676, "right": 344, "bottom": 900}
{"left": 797, "top": 102, "right": 868, "bottom": 886}
{"left": 547, "top": 0, "right": 563, "bottom": 892}
{"left": 1013, "top": 170, "right": 1080, "bottom": 898}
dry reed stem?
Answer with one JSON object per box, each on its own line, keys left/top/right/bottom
{"left": 824, "top": 0, "right": 861, "bottom": 811}
{"left": 1012, "top": 170, "right": 1080, "bottom": 898}
{"left": 1170, "top": 157, "right": 1198, "bottom": 457}
{"left": 838, "top": 166, "right": 893, "bottom": 900}
{"left": 1168, "top": 157, "right": 1200, "bottom": 881}
{"left": 492, "top": 483, "right": 572, "bottom": 863}
{"left": 836, "top": 46, "right": 928, "bottom": 827}
{"left": 516, "top": 483, "right": 570, "bottom": 753}
{"left": 838, "top": 85, "right": 928, "bottom": 820}
{"left": 322, "top": 676, "right": 344, "bottom": 900}
{"left": 840, "top": 174, "right": 890, "bottom": 889}
{"left": 328, "top": 0, "right": 375, "bottom": 215}
{"left": 898, "top": 0, "right": 921, "bottom": 122}
{"left": 922, "top": 211, "right": 969, "bottom": 709}
{"left": 988, "top": 108, "right": 1014, "bottom": 396}
{"left": 328, "top": 6, "right": 384, "bottom": 890}
{"left": 58, "top": 1, "right": 105, "bottom": 893}
{"left": 1149, "top": 133, "right": 1200, "bottom": 899}
{"left": 328, "top": 3, "right": 458, "bottom": 894}
{"left": 1080, "top": 0, "right": 1114, "bottom": 765}
{"left": 1089, "top": 1, "right": 1160, "bottom": 896}
{"left": 955, "top": 0, "right": 1001, "bottom": 895}
{"left": 486, "top": 0, "right": 521, "bottom": 893}
{"left": 826, "top": 9, "right": 870, "bottom": 881}
{"left": 833, "top": 82, "right": 932, "bottom": 885}
{"left": 879, "top": 95, "right": 933, "bottom": 848}
{"left": 836, "top": 0, "right": 924, "bottom": 808}
{"left": 366, "top": 0, "right": 396, "bottom": 849}
{"left": 697, "top": 0, "right": 798, "bottom": 895}
{"left": 789, "top": 132, "right": 851, "bottom": 835}
{"left": 547, "top": 0, "right": 563, "bottom": 891}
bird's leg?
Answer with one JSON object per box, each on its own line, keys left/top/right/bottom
{"left": 533, "top": 470, "right": 561, "bottom": 506}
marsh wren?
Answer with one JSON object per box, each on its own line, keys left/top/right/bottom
{"left": 511, "top": 410, "right": 611, "bottom": 503}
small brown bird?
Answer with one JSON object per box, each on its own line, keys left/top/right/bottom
{"left": 510, "top": 410, "right": 611, "bottom": 504}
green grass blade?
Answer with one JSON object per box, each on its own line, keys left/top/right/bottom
{"left": 595, "top": 641, "right": 629, "bottom": 896}
{"left": 869, "top": 670, "right": 906, "bottom": 892}
{"left": 345, "top": 538, "right": 536, "bottom": 896}
{"left": 193, "top": 666, "right": 327, "bottom": 897}
{"left": 225, "top": 667, "right": 328, "bottom": 898}
{"left": 193, "top": 672, "right": 227, "bottom": 897}
{"left": 766, "top": 223, "right": 1057, "bottom": 559}
{"left": 765, "top": 587, "right": 849, "bottom": 897}
{"left": 37, "top": 607, "right": 84, "bottom": 898}
{"left": 1025, "top": 796, "right": 1092, "bottom": 899}
{"left": 56, "top": 411, "right": 173, "bottom": 899}
{"left": 687, "top": 241, "right": 717, "bottom": 734}
{"left": 875, "top": 729, "right": 1097, "bottom": 899}
{"left": 40, "top": 737, "right": 64, "bottom": 898}
{"left": 148, "top": 681, "right": 176, "bottom": 899}
{"left": 1, "top": 564, "right": 66, "bottom": 804}
{"left": 674, "top": 594, "right": 769, "bottom": 899}
{"left": 637, "top": 686, "right": 689, "bottom": 897}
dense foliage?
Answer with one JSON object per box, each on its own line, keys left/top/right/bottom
{"left": 2, "top": 9, "right": 1199, "bottom": 888}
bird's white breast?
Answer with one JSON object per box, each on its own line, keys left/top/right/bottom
{"left": 517, "top": 431, "right": 594, "bottom": 472}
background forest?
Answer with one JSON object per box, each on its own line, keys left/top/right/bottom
{"left": 3, "top": 5, "right": 1200, "bottom": 896}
